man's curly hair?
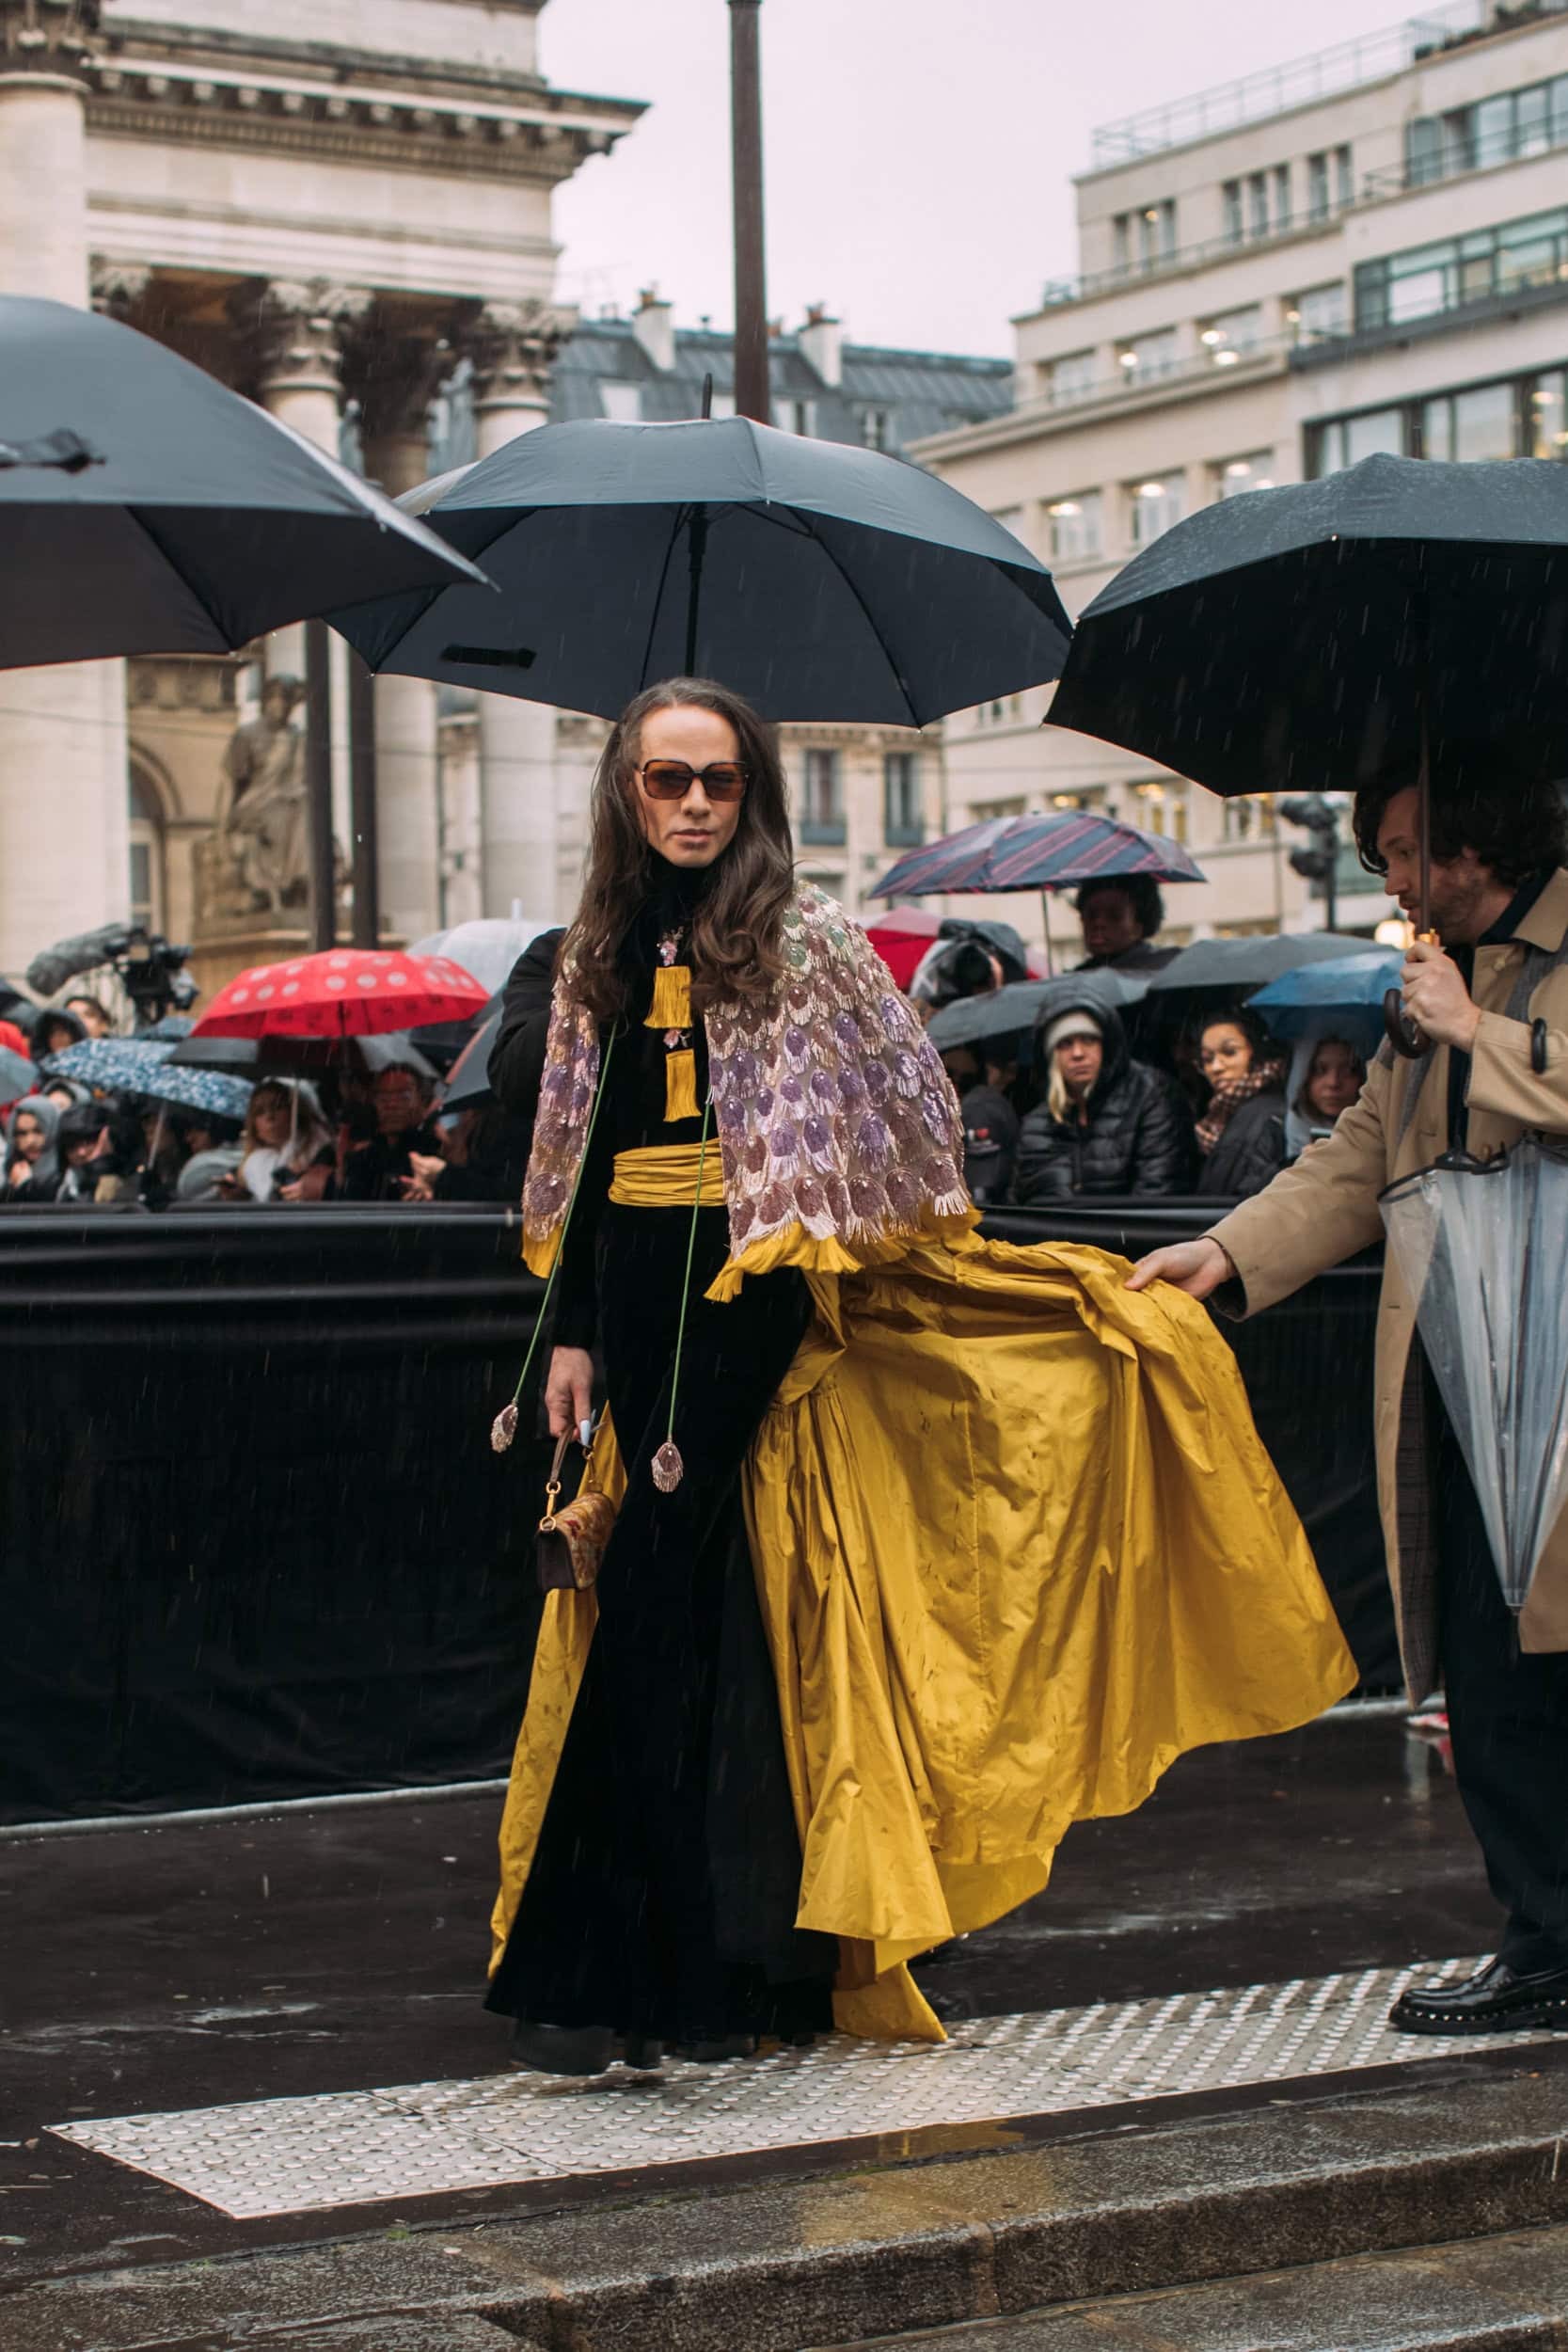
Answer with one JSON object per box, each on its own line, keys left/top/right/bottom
{"left": 1354, "top": 749, "right": 1568, "bottom": 889}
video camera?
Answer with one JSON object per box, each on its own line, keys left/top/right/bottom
{"left": 26, "top": 921, "right": 198, "bottom": 1029}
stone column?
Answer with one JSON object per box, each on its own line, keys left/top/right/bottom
{"left": 0, "top": 2, "right": 132, "bottom": 977}
{"left": 464, "top": 300, "right": 563, "bottom": 923}
{"left": 245, "top": 279, "right": 371, "bottom": 679}
{"left": 356, "top": 331, "right": 451, "bottom": 946}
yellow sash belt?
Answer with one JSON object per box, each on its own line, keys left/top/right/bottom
{"left": 608, "top": 1139, "right": 726, "bottom": 1208}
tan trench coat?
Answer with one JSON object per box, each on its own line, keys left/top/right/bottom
{"left": 1210, "top": 866, "right": 1568, "bottom": 1700}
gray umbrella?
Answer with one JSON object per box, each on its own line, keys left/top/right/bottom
{"left": 0, "top": 295, "right": 485, "bottom": 667}
{"left": 332, "top": 415, "right": 1072, "bottom": 725}
{"left": 1145, "top": 933, "right": 1375, "bottom": 997}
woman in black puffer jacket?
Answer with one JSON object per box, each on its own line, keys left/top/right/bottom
{"left": 1013, "top": 1000, "right": 1195, "bottom": 1202}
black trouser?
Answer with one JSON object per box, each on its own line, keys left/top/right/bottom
{"left": 1433, "top": 1374, "right": 1568, "bottom": 1969}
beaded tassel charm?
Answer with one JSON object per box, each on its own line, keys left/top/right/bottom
{"left": 651, "top": 1439, "right": 685, "bottom": 1493}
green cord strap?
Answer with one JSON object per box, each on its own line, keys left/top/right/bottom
{"left": 491, "top": 1025, "right": 618, "bottom": 1452}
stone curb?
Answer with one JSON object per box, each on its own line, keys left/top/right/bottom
{"left": 6, "top": 2065, "right": 1568, "bottom": 2351}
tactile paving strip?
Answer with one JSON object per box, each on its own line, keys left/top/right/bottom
{"left": 52, "top": 1957, "right": 1540, "bottom": 2219}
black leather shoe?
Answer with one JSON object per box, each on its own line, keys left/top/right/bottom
{"left": 620, "top": 2034, "right": 666, "bottom": 2071}
{"left": 1389, "top": 1955, "right": 1568, "bottom": 2035}
{"left": 675, "top": 2034, "right": 756, "bottom": 2064}
{"left": 510, "top": 2021, "right": 617, "bottom": 2075}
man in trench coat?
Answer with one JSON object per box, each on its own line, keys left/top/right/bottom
{"left": 1130, "top": 767, "right": 1568, "bottom": 2036}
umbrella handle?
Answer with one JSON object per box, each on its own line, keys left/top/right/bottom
{"left": 1383, "top": 927, "right": 1442, "bottom": 1060}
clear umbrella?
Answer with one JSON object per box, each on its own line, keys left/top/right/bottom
{"left": 1381, "top": 1136, "right": 1568, "bottom": 1611}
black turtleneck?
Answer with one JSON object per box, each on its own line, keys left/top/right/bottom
{"left": 554, "top": 855, "right": 716, "bottom": 1351}
{"left": 1445, "top": 869, "right": 1552, "bottom": 1152}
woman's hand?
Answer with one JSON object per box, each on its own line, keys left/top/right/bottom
{"left": 279, "top": 1164, "right": 331, "bottom": 1202}
{"left": 545, "top": 1345, "right": 594, "bottom": 1439}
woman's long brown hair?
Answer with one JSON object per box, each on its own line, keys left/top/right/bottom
{"left": 561, "top": 677, "right": 797, "bottom": 1021}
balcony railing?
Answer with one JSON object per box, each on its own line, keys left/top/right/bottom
{"left": 1022, "top": 328, "right": 1301, "bottom": 425}
{"left": 1088, "top": 2, "right": 1503, "bottom": 166}
{"left": 798, "top": 816, "right": 847, "bottom": 848}
{"left": 1363, "top": 108, "right": 1568, "bottom": 200}
{"left": 1039, "top": 207, "right": 1358, "bottom": 311}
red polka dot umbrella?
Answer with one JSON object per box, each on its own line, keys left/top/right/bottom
{"left": 193, "top": 948, "right": 489, "bottom": 1041}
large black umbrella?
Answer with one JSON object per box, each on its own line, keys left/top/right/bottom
{"left": 1048, "top": 453, "right": 1568, "bottom": 1050}
{"left": 1144, "top": 932, "right": 1377, "bottom": 999}
{"left": 0, "top": 296, "right": 484, "bottom": 666}
{"left": 333, "top": 415, "right": 1072, "bottom": 724}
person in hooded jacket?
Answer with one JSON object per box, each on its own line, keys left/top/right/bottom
{"left": 4, "top": 1094, "right": 63, "bottom": 1202}
{"left": 1193, "top": 1007, "right": 1290, "bottom": 1200}
{"left": 1014, "top": 1002, "right": 1194, "bottom": 1202}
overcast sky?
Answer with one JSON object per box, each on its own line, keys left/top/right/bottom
{"left": 541, "top": 0, "right": 1410, "bottom": 356}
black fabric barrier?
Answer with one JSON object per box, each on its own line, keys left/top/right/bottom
{"left": 0, "top": 1201, "right": 1397, "bottom": 1826}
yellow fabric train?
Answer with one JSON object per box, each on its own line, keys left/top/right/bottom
{"left": 491, "top": 1232, "right": 1356, "bottom": 2041}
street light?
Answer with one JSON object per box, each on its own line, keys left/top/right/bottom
{"left": 1278, "top": 793, "right": 1341, "bottom": 932}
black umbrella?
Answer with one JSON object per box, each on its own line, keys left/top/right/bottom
{"left": 1144, "top": 933, "right": 1377, "bottom": 1000}
{"left": 168, "top": 1032, "right": 436, "bottom": 1081}
{"left": 333, "top": 415, "right": 1072, "bottom": 724}
{"left": 439, "top": 1004, "right": 503, "bottom": 1114}
{"left": 0, "top": 295, "right": 485, "bottom": 667}
{"left": 1048, "top": 453, "right": 1568, "bottom": 1052}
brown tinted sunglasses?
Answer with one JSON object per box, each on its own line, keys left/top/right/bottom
{"left": 636, "top": 759, "right": 751, "bottom": 803}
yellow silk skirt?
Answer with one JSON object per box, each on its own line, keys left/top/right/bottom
{"left": 491, "top": 1230, "right": 1356, "bottom": 2042}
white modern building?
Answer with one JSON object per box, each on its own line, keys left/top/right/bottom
{"left": 915, "top": 0, "right": 1568, "bottom": 956}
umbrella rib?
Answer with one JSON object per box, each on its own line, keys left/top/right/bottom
{"left": 759, "top": 505, "right": 920, "bottom": 727}
{"left": 122, "top": 507, "right": 238, "bottom": 648}
{"left": 640, "top": 504, "right": 690, "bottom": 691}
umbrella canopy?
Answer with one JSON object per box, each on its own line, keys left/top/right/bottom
{"left": 193, "top": 949, "right": 487, "bottom": 1041}
{"left": 409, "top": 918, "right": 554, "bottom": 999}
{"left": 872, "top": 809, "right": 1205, "bottom": 899}
{"left": 0, "top": 1041, "right": 35, "bottom": 1099}
{"left": 1048, "top": 452, "right": 1568, "bottom": 797}
{"left": 332, "top": 415, "right": 1072, "bottom": 726}
{"left": 1145, "top": 932, "right": 1377, "bottom": 999}
{"left": 1382, "top": 1137, "right": 1568, "bottom": 1612}
{"left": 864, "top": 906, "right": 942, "bottom": 990}
{"left": 925, "top": 968, "right": 1148, "bottom": 1055}
{"left": 167, "top": 1030, "right": 438, "bottom": 1081}
{"left": 0, "top": 295, "right": 485, "bottom": 669}
{"left": 42, "top": 1036, "right": 252, "bottom": 1119}
{"left": 1250, "top": 949, "right": 1405, "bottom": 1050}
{"left": 440, "top": 1005, "right": 504, "bottom": 1114}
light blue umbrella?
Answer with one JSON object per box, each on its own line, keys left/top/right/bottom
{"left": 43, "top": 1036, "right": 252, "bottom": 1120}
{"left": 1250, "top": 949, "right": 1403, "bottom": 1056}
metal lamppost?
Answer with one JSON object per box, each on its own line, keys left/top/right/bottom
{"left": 728, "top": 0, "right": 769, "bottom": 425}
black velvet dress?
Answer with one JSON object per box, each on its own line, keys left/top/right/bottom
{"left": 485, "top": 864, "right": 836, "bottom": 2045}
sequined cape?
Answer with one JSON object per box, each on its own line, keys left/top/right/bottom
{"left": 520, "top": 883, "right": 974, "bottom": 1297}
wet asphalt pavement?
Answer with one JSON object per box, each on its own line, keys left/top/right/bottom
{"left": 0, "top": 1708, "right": 1503, "bottom": 2287}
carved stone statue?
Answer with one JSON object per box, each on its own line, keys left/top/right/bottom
{"left": 205, "top": 675, "right": 310, "bottom": 919}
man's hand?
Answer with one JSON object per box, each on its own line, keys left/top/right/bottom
{"left": 1125, "top": 1237, "right": 1233, "bottom": 1297}
{"left": 545, "top": 1345, "right": 594, "bottom": 1439}
{"left": 1400, "top": 939, "right": 1481, "bottom": 1052}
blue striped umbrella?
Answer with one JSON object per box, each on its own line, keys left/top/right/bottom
{"left": 43, "top": 1037, "right": 252, "bottom": 1120}
{"left": 870, "top": 809, "right": 1205, "bottom": 900}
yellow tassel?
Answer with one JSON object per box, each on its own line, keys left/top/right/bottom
{"left": 664, "top": 1047, "right": 699, "bottom": 1123}
{"left": 646, "top": 962, "right": 691, "bottom": 1030}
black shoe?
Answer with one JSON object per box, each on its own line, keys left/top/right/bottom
{"left": 510, "top": 2021, "right": 617, "bottom": 2075}
{"left": 620, "top": 2034, "right": 666, "bottom": 2071}
{"left": 675, "top": 2033, "right": 756, "bottom": 2064}
{"left": 1388, "top": 1955, "right": 1568, "bottom": 2036}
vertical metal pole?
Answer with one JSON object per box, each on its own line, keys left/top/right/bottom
{"left": 1039, "top": 887, "right": 1055, "bottom": 977}
{"left": 305, "top": 617, "right": 336, "bottom": 952}
{"left": 347, "top": 652, "right": 379, "bottom": 948}
{"left": 729, "top": 0, "right": 770, "bottom": 425}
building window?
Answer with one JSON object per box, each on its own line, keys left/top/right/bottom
{"left": 1200, "top": 304, "right": 1263, "bottom": 366}
{"left": 1222, "top": 795, "right": 1275, "bottom": 842}
{"left": 1307, "top": 406, "right": 1405, "bottom": 477}
{"left": 860, "top": 405, "right": 893, "bottom": 451}
{"left": 1047, "top": 490, "right": 1102, "bottom": 562}
{"left": 1354, "top": 204, "right": 1568, "bottom": 334}
{"left": 707, "top": 389, "right": 736, "bottom": 419}
{"left": 781, "top": 398, "right": 816, "bottom": 437}
{"left": 128, "top": 768, "right": 165, "bottom": 933}
{"left": 599, "top": 381, "right": 642, "bottom": 422}
{"left": 1117, "top": 327, "right": 1178, "bottom": 386}
{"left": 1047, "top": 349, "right": 1097, "bottom": 406}
{"left": 1112, "top": 213, "right": 1131, "bottom": 273}
{"left": 971, "top": 796, "right": 1027, "bottom": 819}
{"left": 1132, "top": 779, "right": 1188, "bottom": 845}
{"left": 799, "top": 747, "right": 844, "bottom": 845}
{"left": 1212, "top": 453, "right": 1276, "bottom": 499}
{"left": 1307, "top": 151, "right": 1330, "bottom": 224}
{"left": 1409, "top": 75, "right": 1568, "bottom": 187}
{"left": 1272, "top": 162, "right": 1291, "bottom": 231}
{"left": 1424, "top": 381, "right": 1518, "bottom": 465}
{"left": 1136, "top": 199, "right": 1176, "bottom": 267}
{"left": 1129, "top": 471, "right": 1185, "bottom": 548}
{"left": 1222, "top": 180, "right": 1243, "bottom": 245}
{"left": 1335, "top": 144, "right": 1354, "bottom": 209}
{"left": 1290, "top": 281, "right": 1347, "bottom": 342}
{"left": 1528, "top": 369, "right": 1568, "bottom": 458}
{"left": 1247, "top": 171, "right": 1269, "bottom": 238}
{"left": 883, "top": 752, "right": 922, "bottom": 847}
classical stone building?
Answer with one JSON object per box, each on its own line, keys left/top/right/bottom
{"left": 0, "top": 3, "right": 1014, "bottom": 999}
{"left": 915, "top": 0, "right": 1568, "bottom": 956}
{"left": 0, "top": 0, "right": 641, "bottom": 991}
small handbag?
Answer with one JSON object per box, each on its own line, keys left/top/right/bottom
{"left": 535, "top": 1427, "right": 616, "bottom": 1595}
